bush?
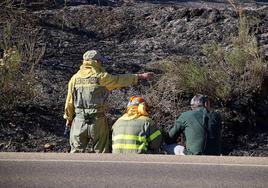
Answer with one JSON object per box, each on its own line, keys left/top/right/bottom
{"left": 216, "top": 12, "right": 265, "bottom": 98}
{"left": 142, "top": 7, "right": 267, "bottom": 139}
{"left": 0, "top": 5, "right": 45, "bottom": 111}
{"left": 153, "top": 56, "right": 232, "bottom": 100}
{"left": 152, "top": 11, "right": 266, "bottom": 103}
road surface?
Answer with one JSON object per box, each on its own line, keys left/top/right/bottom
{"left": 0, "top": 152, "right": 267, "bottom": 188}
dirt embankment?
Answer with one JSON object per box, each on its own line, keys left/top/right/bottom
{"left": 0, "top": 1, "right": 267, "bottom": 155}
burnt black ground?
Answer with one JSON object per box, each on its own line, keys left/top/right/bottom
{"left": 0, "top": 1, "right": 267, "bottom": 155}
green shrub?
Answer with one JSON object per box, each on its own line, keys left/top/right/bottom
{"left": 153, "top": 55, "right": 231, "bottom": 100}
{"left": 0, "top": 7, "right": 45, "bottom": 111}
{"left": 149, "top": 10, "right": 266, "bottom": 105}
{"left": 0, "top": 47, "right": 36, "bottom": 111}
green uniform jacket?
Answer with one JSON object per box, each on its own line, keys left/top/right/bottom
{"left": 168, "top": 107, "right": 208, "bottom": 155}
{"left": 112, "top": 116, "right": 162, "bottom": 154}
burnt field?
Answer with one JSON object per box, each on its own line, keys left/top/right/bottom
{"left": 0, "top": 1, "right": 267, "bottom": 155}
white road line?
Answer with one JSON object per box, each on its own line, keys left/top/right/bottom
{"left": 0, "top": 159, "right": 268, "bottom": 167}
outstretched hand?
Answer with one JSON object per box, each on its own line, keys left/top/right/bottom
{"left": 138, "top": 72, "right": 155, "bottom": 80}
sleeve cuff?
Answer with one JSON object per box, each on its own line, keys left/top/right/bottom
{"left": 63, "top": 115, "right": 73, "bottom": 121}
{"left": 134, "top": 74, "right": 139, "bottom": 85}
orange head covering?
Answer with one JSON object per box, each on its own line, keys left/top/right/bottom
{"left": 120, "top": 96, "right": 149, "bottom": 120}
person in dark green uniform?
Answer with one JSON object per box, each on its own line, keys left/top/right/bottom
{"left": 204, "top": 110, "right": 222, "bottom": 155}
{"left": 64, "top": 50, "right": 155, "bottom": 153}
{"left": 112, "top": 96, "right": 162, "bottom": 154}
{"left": 164, "top": 94, "right": 221, "bottom": 155}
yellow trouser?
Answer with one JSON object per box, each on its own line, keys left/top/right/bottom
{"left": 69, "top": 115, "right": 109, "bottom": 153}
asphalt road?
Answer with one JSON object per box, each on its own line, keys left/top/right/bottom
{"left": 0, "top": 153, "right": 268, "bottom": 188}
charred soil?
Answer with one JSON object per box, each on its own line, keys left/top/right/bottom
{"left": 0, "top": 1, "right": 267, "bottom": 155}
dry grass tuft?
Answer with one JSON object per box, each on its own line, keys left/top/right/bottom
{"left": 0, "top": 3, "right": 45, "bottom": 110}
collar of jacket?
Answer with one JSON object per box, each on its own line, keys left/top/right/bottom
{"left": 193, "top": 106, "right": 208, "bottom": 113}
{"left": 121, "top": 103, "right": 149, "bottom": 120}
{"left": 76, "top": 60, "right": 106, "bottom": 78}
{"left": 119, "top": 113, "right": 141, "bottom": 120}
{"left": 118, "top": 108, "right": 149, "bottom": 121}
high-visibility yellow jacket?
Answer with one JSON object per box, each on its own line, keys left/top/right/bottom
{"left": 112, "top": 116, "right": 162, "bottom": 154}
{"left": 64, "top": 60, "right": 138, "bottom": 121}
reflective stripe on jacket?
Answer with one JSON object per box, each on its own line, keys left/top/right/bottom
{"left": 112, "top": 116, "right": 162, "bottom": 154}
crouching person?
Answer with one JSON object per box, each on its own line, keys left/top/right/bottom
{"left": 164, "top": 94, "right": 221, "bottom": 155}
{"left": 112, "top": 96, "right": 162, "bottom": 154}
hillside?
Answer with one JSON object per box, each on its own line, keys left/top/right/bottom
{"left": 0, "top": 1, "right": 267, "bottom": 155}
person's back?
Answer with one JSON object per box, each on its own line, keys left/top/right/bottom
{"left": 112, "top": 96, "right": 162, "bottom": 154}
{"left": 165, "top": 94, "right": 221, "bottom": 155}
{"left": 169, "top": 107, "right": 208, "bottom": 155}
{"left": 204, "top": 111, "right": 221, "bottom": 155}
{"left": 67, "top": 71, "right": 110, "bottom": 153}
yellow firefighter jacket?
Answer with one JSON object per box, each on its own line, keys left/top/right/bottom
{"left": 63, "top": 60, "right": 138, "bottom": 121}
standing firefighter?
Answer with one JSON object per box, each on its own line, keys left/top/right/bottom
{"left": 112, "top": 96, "right": 162, "bottom": 154}
{"left": 64, "top": 50, "right": 154, "bottom": 153}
